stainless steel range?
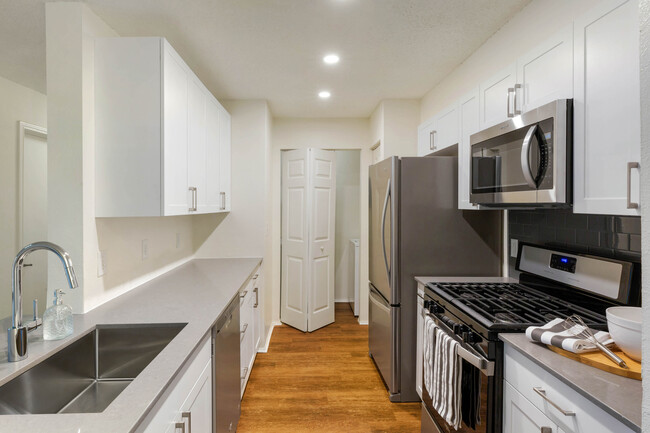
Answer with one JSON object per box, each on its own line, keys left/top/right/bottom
{"left": 419, "top": 243, "right": 638, "bottom": 433}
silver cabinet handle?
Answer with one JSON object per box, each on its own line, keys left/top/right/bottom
{"left": 182, "top": 412, "right": 192, "bottom": 433}
{"left": 521, "top": 125, "right": 539, "bottom": 188}
{"left": 507, "top": 87, "right": 515, "bottom": 117}
{"left": 241, "top": 366, "right": 249, "bottom": 380}
{"left": 188, "top": 187, "right": 197, "bottom": 211}
{"left": 220, "top": 191, "right": 226, "bottom": 210}
{"left": 175, "top": 422, "right": 186, "bottom": 433}
{"left": 240, "top": 290, "right": 248, "bottom": 299}
{"left": 541, "top": 428, "right": 552, "bottom": 433}
{"left": 240, "top": 323, "right": 248, "bottom": 342}
{"left": 627, "top": 162, "right": 640, "bottom": 209}
{"left": 253, "top": 287, "right": 259, "bottom": 308}
{"left": 514, "top": 83, "right": 522, "bottom": 115}
{"left": 429, "top": 130, "right": 437, "bottom": 150}
{"left": 533, "top": 387, "right": 575, "bottom": 416}
{"left": 241, "top": 323, "right": 248, "bottom": 334}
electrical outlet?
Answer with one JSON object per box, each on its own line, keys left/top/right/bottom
{"left": 510, "top": 239, "right": 519, "bottom": 258}
{"left": 142, "top": 239, "right": 149, "bottom": 260}
{"left": 176, "top": 233, "right": 181, "bottom": 249}
{"left": 97, "top": 250, "right": 106, "bottom": 277}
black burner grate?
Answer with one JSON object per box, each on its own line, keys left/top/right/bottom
{"left": 431, "top": 283, "right": 607, "bottom": 329}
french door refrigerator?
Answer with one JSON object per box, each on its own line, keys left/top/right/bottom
{"left": 368, "top": 156, "right": 502, "bottom": 402}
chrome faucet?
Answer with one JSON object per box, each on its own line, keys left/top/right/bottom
{"left": 8, "top": 242, "right": 78, "bottom": 362}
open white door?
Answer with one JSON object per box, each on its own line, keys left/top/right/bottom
{"left": 281, "top": 149, "right": 309, "bottom": 332}
{"left": 307, "top": 149, "right": 336, "bottom": 332}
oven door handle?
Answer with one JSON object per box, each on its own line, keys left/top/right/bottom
{"left": 426, "top": 311, "right": 495, "bottom": 377}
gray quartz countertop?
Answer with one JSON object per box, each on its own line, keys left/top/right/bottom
{"left": 500, "top": 333, "right": 641, "bottom": 432}
{"left": 0, "top": 257, "right": 261, "bottom": 433}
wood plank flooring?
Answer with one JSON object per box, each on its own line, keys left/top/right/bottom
{"left": 238, "top": 303, "right": 421, "bottom": 433}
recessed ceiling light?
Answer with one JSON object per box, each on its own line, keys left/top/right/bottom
{"left": 323, "top": 54, "right": 340, "bottom": 64}
{"left": 318, "top": 91, "right": 331, "bottom": 99}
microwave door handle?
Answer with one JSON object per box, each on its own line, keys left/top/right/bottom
{"left": 521, "top": 124, "right": 539, "bottom": 188}
{"left": 381, "top": 178, "right": 391, "bottom": 284}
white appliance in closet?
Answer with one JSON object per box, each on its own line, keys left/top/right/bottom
{"left": 280, "top": 149, "right": 337, "bottom": 332}
{"left": 349, "top": 239, "right": 360, "bottom": 317}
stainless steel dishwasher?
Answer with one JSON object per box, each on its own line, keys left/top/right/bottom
{"left": 213, "top": 296, "right": 241, "bottom": 433}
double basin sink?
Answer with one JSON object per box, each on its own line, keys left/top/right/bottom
{"left": 0, "top": 323, "right": 186, "bottom": 415}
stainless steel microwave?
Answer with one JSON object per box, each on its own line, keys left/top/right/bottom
{"left": 470, "top": 99, "right": 572, "bottom": 207}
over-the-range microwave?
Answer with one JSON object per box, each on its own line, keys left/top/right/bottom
{"left": 470, "top": 99, "right": 572, "bottom": 208}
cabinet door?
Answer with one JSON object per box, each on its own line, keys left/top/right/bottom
{"left": 479, "top": 63, "right": 517, "bottom": 130}
{"left": 415, "top": 293, "right": 424, "bottom": 399}
{"left": 188, "top": 76, "right": 207, "bottom": 213}
{"left": 435, "top": 103, "right": 459, "bottom": 152}
{"left": 417, "top": 118, "right": 436, "bottom": 156}
{"left": 504, "top": 381, "right": 559, "bottom": 433}
{"left": 162, "top": 43, "right": 190, "bottom": 216}
{"left": 458, "top": 88, "right": 480, "bottom": 210}
{"left": 181, "top": 360, "right": 213, "bottom": 433}
{"left": 516, "top": 26, "right": 573, "bottom": 114}
{"left": 204, "top": 97, "right": 222, "bottom": 213}
{"left": 573, "top": 0, "right": 640, "bottom": 215}
{"left": 219, "top": 106, "right": 232, "bottom": 212}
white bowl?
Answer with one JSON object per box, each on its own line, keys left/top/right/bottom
{"left": 606, "top": 306, "right": 642, "bottom": 361}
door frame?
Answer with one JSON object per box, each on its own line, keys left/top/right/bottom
{"left": 17, "top": 121, "right": 48, "bottom": 250}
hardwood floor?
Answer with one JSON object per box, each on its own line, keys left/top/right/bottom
{"left": 238, "top": 303, "right": 421, "bottom": 433}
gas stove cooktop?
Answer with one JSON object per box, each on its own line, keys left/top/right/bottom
{"left": 427, "top": 282, "right": 608, "bottom": 331}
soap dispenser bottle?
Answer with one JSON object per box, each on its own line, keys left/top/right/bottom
{"left": 43, "top": 289, "right": 73, "bottom": 340}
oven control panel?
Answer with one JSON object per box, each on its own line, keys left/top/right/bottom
{"left": 550, "top": 253, "right": 576, "bottom": 273}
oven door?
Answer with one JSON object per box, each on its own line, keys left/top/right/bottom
{"left": 470, "top": 99, "right": 570, "bottom": 207}
{"left": 421, "top": 311, "right": 494, "bottom": 433}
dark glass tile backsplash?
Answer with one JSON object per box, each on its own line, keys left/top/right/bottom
{"left": 508, "top": 209, "right": 641, "bottom": 261}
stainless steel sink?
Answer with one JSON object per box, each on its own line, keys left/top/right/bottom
{"left": 0, "top": 323, "right": 186, "bottom": 415}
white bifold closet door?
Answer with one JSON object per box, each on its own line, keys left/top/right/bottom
{"left": 281, "top": 148, "right": 336, "bottom": 332}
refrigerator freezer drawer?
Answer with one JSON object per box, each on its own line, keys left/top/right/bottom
{"left": 368, "top": 285, "right": 399, "bottom": 396}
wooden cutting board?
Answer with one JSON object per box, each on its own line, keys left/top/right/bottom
{"left": 546, "top": 345, "right": 641, "bottom": 380}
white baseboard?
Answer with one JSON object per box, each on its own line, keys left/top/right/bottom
{"left": 358, "top": 318, "right": 368, "bottom": 325}
{"left": 258, "top": 321, "right": 282, "bottom": 353}
{"left": 335, "top": 298, "right": 353, "bottom": 303}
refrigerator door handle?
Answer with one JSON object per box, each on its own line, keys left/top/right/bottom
{"left": 381, "top": 178, "right": 391, "bottom": 285}
{"left": 369, "top": 286, "right": 390, "bottom": 312}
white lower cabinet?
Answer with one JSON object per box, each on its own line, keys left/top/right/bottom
{"left": 504, "top": 343, "right": 635, "bottom": 433}
{"left": 137, "top": 335, "right": 212, "bottom": 433}
{"left": 240, "top": 265, "right": 263, "bottom": 397}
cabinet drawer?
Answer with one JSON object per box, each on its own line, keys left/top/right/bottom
{"left": 136, "top": 334, "right": 212, "bottom": 433}
{"left": 504, "top": 381, "right": 559, "bottom": 433}
{"left": 504, "top": 344, "right": 635, "bottom": 433}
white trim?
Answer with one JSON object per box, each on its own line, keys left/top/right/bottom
{"left": 334, "top": 298, "right": 353, "bottom": 303}
{"left": 257, "top": 320, "right": 282, "bottom": 353}
{"left": 357, "top": 318, "right": 368, "bottom": 325}
{"left": 17, "top": 121, "right": 47, "bottom": 250}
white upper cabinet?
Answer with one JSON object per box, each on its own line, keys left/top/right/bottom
{"left": 573, "top": 0, "right": 641, "bottom": 215}
{"left": 516, "top": 26, "right": 573, "bottom": 114}
{"left": 95, "top": 37, "right": 231, "bottom": 217}
{"left": 417, "top": 117, "right": 436, "bottom": 156}
{"left": 417, "top": 102, "right": 459, "bottom": 156}
{"left": 479, "top": 63, "right": 517, "bottom": 130}
{"left": 458, "top": 88, "right": 480, "bottom": 210}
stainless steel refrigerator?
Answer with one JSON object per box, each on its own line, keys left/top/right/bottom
{"left": 368, "top": 156, "right": 502, "bottom": 402}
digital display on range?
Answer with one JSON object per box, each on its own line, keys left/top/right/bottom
{"left": 550, "top": 254, "right": 577, "bottom": 273}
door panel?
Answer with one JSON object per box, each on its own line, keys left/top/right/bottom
{"left": 308, "top": 149, "right": 336, "bottom": 332}
{"left": 504, "top": 382, "right": 558, "bottom": 433}
{"left": 368, "top": 157, "right": 394, "bottom": 303}
{"left": 188, "top": 77, "right": 207, "bottom": 212}
{"left": 281, "top": 149, "right": 309, "bottom": 332}
{"left": 368, "top": 285, "right": 397, "bottom": 394}
{"left": 458, "top": 88, "right": 480, "bottom": 210}
{"left": 479, "top": 64, "right": 517, "bottom": 130}
{"left": 204, "top": 97, "right": 221, "bottom": 212}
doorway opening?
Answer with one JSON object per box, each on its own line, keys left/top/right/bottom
{"left": 18, "top": 122, "right": 48, "bottom": 316}
{"left": 280, "top": 149, "right": 361, "bottom": 332}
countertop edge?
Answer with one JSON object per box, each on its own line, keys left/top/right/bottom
{"left": 499, "top": 333, "right": 641, "bottom": 433}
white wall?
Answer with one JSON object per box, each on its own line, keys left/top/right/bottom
{"left": 0, "top": 76, "right": 47, "bottom": 319}
{"left": 369, "top": 99, "right": 420, "bottom": 158}
{"left": 639, "top": 0, "right": 649, "bottom": 428}
{"left": 46, "top": 3, "right": 195, "bottom": 313}
{"left": 334, "top": 150, "right": 361, "bottom": 303}
{"left": 420, "top": 0, "right": 596, "bottom": 121}
{"left": 272, "top": 118, "right": 371, "bottom": 324}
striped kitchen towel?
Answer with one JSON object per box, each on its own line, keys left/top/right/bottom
{"left": 525, "top": 318, "right": 614, "bottom": 353}
{"left": 431, "top": 326, "right": 463, "bottom": 430}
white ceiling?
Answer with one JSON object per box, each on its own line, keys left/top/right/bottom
{"left": 0, "top": 0, "right": 531, "bottom": 117}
